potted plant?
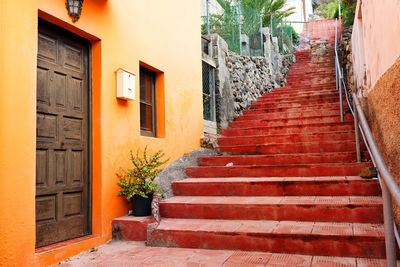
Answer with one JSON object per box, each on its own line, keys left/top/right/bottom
{"left": 116, "top": 147, "right": 168, "bottom": 216}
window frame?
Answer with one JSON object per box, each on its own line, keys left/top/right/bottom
{"left": 140, "top": 66, "right": 157, "bottom": 137}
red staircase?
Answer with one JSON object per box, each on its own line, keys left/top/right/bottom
{"left": 146, "top": 47, "right": 385, "bottom": 259}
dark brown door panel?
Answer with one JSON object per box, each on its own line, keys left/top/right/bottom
{"left": 36, "top": 20, "right": 90, "bottom": 248}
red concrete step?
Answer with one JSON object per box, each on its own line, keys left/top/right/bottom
{"left": 186, "top": 162, "right": 373, "bottom": 178}
{"left": 229, "top": 115, "right": 351, "bottom": 129}
{"left": 287, "top": 71, "right": 336, "bottom": 78}
{"left": 250, "top": 97, "right": 340, "bottom": 109}
{"left": 289, "top": 65, "right": 334, "bottom": 70}
{"left": 242, "top": 103, "right": 342, "bottom": 115}
{"left": 252, "top": 97, "right": 340, "bottom": 107}
{"left": 287, "top": 69, "right": 335, "bottom": 73}
{"left": 261, "top": 87, "right": 337, "bottom": 95}
{"left": 288, "top": 70, "right": 335, "bottom": 75}
{"left": 286, "top": 78, "right": 336, "bottom": 84}
{"left": 160, "top": 195, "right": 382, "bottom": 223}
{"left": 256, "top": 93, "right": 338, "bottom": 104}
{"left": 250, "top": 100, "right": 341, "bottom": 110}
{"left": 258, "top": 90, "right": 337, "bottom": 100}
{"left": 112, "top": 216, "right": 156, "bottom": 241}
{"left": 221, "top": 122, "right": 354, "bottom": 136}
{"left": 218, "top": 132, "right": 356, "bottom": 146}
{"left": 237, "top": 109, "right": 341, "bottom": 121}
{"left": 197, "top": 152, "right": 368, "bottom": 166}
{"left": 262, "top": 86, "right": 337, "bottom": 96}
{"left": 147, "top": 218, "right": 385, "bottom": 258}
{"left": 259, "top": 91, "right": 337, "bottom": 101}
{"left": 172, "top": 177, "right": 381, "bottom": 197}
{"left": 216, "top": 140, "right": 363, "bottom": 155}
{"left": 285, "top": 78, "right": 336, "bottom": 86}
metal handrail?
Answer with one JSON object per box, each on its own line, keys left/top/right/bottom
{"left": 334, "top": 17, "right": 399, "bottom": 267}
{"left": 352, "top": 94, "right": 398, "bottom": 266}
{"left": 334, "top": 19, "right": 344, "bottom": 122}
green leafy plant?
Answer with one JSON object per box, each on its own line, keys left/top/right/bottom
{"left": 201, "top": 0, "right": 296, "bottom": 54}
{"left": 242, "top": 0, "right": 296, "bottom": 27}
{"left": 324, "top": 0, "right": 356, "bottom": 27}
{"left": 116, "top": 147, "right": 168, "bottom": 199}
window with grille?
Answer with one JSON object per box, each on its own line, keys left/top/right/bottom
{"left": 202, "top": 62, "right": 216, "bottom": 121}
{"left": 140, "top": 66, "right": 156, "bottom": 137}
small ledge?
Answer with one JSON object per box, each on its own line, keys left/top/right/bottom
{"left": 35, "top": 234, "right": 101, "bottom": 255}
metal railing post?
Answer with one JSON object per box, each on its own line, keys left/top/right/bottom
{"left": 335, "top": 19, "right": 339, "bottom": 91}
{"left": 281, "top": 22, "right": 284, "bottom": 52}
{"left": 206, "top": 0, "right": 210, "bottom": 35}
{"left": 260, "top": 14, "right": 263, "bottom": 57}
{"left": 382, "top": 182, "right": 397, "bottom": 267}
{"left": 338, "top": 0, "right": 341, "bottom": 18}
{"left": 232, "top": 27, "right": 235, "bottom": 50}
{"left": 335, "top": 60, "right": 338, "bottom": 90}
{"left": 238, "top": 0, "right": 242, "bottom": 55}
{"left": 339, "top": 78, "right": 343, "bottom": 122}
{"left": 270, "top": 13, "right": 273, "bottom": 37}
{"left": 353, "top": 99, "right": 361, "bottom": 162}
{"left": 289, "top": 25, "right": 293, "bottom": 53}
{"left": 335, "top": 18, "right": 343, "bottom": 122}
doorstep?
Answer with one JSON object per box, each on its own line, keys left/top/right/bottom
{"left": 112, "top": 215, "right": 157, "bottom": 241}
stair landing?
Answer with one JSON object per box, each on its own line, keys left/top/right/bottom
{"left": 59, "top": 241, "right": 390, "bottom": 267}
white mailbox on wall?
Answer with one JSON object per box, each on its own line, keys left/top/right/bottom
{"left": 116, "top": 68, "right": 136, "bottom": 100}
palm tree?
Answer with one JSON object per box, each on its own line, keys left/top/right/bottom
{"left": 203, "top": 0, "right": 296, "bottom": 53}
{"left": 242, "top": 0, "right": 296, "bottom": 26}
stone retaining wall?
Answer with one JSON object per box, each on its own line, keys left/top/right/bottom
{"left": 209, "top": 33, "right": 295, "bottom": 130}
{"left": 339, "top": 26, "right": 354, "bottom": 103}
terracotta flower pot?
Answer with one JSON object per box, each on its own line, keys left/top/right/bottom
{"left": 131, "top": 193, "right": 153, "bottom": 216}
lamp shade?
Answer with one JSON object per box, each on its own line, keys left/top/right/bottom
{"left": 66, "top": 0, "right": 84, "bottom": 22}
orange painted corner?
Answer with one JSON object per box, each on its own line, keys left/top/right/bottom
{"left": 0, "top": 0, "right": 202, "bottom": 266}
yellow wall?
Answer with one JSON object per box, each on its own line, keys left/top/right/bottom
{"left": 0, "top": 0, "right": 202, "bottom": 266}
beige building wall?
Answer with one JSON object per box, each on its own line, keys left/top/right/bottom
{"left": 352, "top": 0, "right": 400, "bottom": 96}
{"left": 351, "top": 0, "right": 400, "bottom": 221}
{"left": 286, "top": 0, "right": 313, "bottom": 34}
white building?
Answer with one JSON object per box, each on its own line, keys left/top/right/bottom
{"left": 201, "top": 0, "right": 223, "bottom": 17}
{"left": 285, "top": 0, "right": 313, "bottom": 34}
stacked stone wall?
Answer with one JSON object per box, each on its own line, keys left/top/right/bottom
{"left": 209, "top": 33, "right": 295, "bottom": 129}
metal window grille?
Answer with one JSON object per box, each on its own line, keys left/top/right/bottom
{"left": 202, "top": 61, "right": 216, "bottom": 121}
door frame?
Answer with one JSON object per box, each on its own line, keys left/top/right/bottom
{"left": 36, "top": 18, "right": 93, "bottom": 245}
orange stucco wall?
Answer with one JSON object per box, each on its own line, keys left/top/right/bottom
{"left": 352, "top": 0, "right": 400, "bottom": 95}
{"left": 0, "top": 0, "right": 202, "bottom": 266}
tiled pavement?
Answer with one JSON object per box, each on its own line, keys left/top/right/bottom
{"left": 59, "top": 241, "right": 387, "bottom": 266}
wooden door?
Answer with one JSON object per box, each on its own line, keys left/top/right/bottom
{"left": 36, "top": 20, "right": 90, "bottom": 248}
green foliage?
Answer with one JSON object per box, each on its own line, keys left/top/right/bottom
{"left": 202, "top": 0, "right": 240, "bottom": 51}
{"left": 116, "top": 147, "right": 168, "bottom": 200}
{"left": 285, "top": 25, "right": 298, "bottom": 44}
{"left": 242, "top": 0, "right": 296, "bottom": 26}
{"left": 323, "top": 1, "right": 356, "bottom": 27}
{"left": 325, "top": 2, "right": 339, "bottom": 18}
{"left": 276, "top": 26, "right": 294, "bottom": 53}
{"left": 341, "top": 2, "right": 356, "bottom": 27}
{"left": 201, "top": 0, "right": 296, "bottom": 54}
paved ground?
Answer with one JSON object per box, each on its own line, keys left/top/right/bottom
{"left": 59, "top": 241, "right": 387, "bottom": 266}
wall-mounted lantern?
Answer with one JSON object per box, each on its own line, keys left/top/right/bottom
{"left": 66, "top": 0, "right": 84, "bottom": 22}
